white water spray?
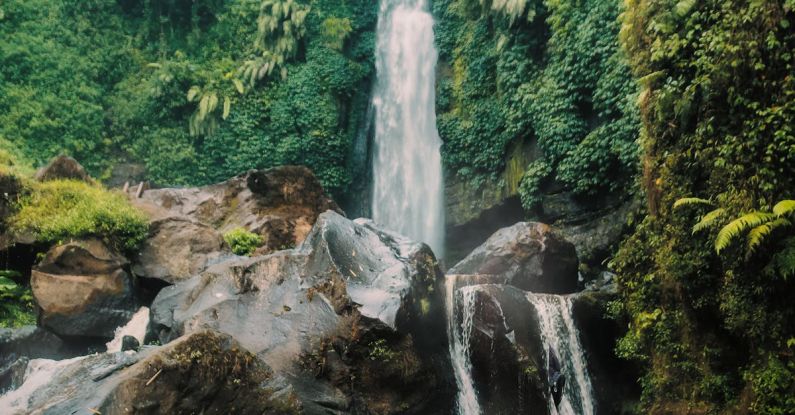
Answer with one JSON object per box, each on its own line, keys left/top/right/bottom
{"left": 528, "top": 294, "right": 596, "bottom": 415}
{"left": 445, "top": 277, "right": 482, "bottom": 415}
{"left": 371, "top": 0, "right": 445, "bottom": 255}
{"left": 105, "top": 306, "right": 150, "bottom": 353}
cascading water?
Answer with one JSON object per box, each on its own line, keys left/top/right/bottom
{"left": 370, "top": 0, "right": 445, "bottom": 256}
{"left": 445, "top": 276, "right": 482, "bottom": 415}
{"left": 528, "top": 293, "right": 596, "bottom": 415}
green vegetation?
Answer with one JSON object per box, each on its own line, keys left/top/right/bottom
{"left": 432, "top": 0, "right": 640, "bottom": 209}
{"left": 10, "top": 180, "right": 149, "bottom": 251}
{"left": 0, "top": 270, "right": 35, "bottom": 328}
{"left": 0, "top": 0, "right": 377, "bottom": 197}
{"left": 224, "top": 227, "right": 264, "bottom": 256}
{"left": 613, "top": 0, "right": 795, "bottom": 411}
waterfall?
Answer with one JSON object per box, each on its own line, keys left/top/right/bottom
{"left": 370, "top": 0, "right": 445, "bottom": 256}
{"left": 105, "top": 306, "right": 150, "bottom": 353}
{"left": 445, "top": 276, "right": 482, "bottom": 415}
{"left": 527, "top": 293, "right": 596, "bottom": 415}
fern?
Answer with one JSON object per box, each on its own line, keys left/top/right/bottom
{"left": 765, "top": 237, "right": 795, "bottom": 279}
{"left": 772, "top": 200, "right": 795, "bottom": 217}
{"left": 746, "top": 218, "right": 792, "bottom": 256}
{"left": 673, "top": 197, "right": 712, "bottom": 209}
{"left": 715, "top": 212, "right": 775, "bottom": 253}
{"left": 692, "top": 208, "right": 725, "bottom": 234}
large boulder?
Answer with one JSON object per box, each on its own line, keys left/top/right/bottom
{"left": 570, "top": 280, "right": 640, "bottom": 412}
{"left": 130, "top": 166, "right": 340, "bottom": 283}
{"left": 31, "top": 238, "right": 137, "bottom": 338}
{"left": 34, "top": 155, "right": 94, "bottom": 183}
{"left": 0, "top": 330, "right": 301, "bottom": 414}
{"left": 450, "top": 283, "right": 549, "bottom": 414}
{"left": 448, "top": 222, "right": 579, "bottom": 294}
{"left": 131, "top": 217, "right": 228, "bottom": 284}
{"left": 150, "top": 211, "right": 454, "bottom": 414}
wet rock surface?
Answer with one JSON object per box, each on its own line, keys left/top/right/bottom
{"left": 150, "top": 211, "right": 453, "bottom": 414}
{"left": 128, "top": 166, "right": 341, "bottom": 285}
{"left": 31, "top": 238, "right": 137, "bottom": 339}
{"left": 462, "top": 284, "right": 549, "bottom": 414}
{"left": 0, "top": 330, "right": 301, "bottom": 415}
{"left": 449, "top": 222, "right": 579, "bottom": 294}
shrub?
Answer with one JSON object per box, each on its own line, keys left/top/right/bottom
{"left": 0, "top": 270, "right": 35, "bottom": 328}
{"left": 223, "top": 227, "right": 263, "bottom": 256}
{"left": 9, "top": 179, "right": 149, "bottom": 251}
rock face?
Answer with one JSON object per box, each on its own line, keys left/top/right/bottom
{"left": 130, "top": 166, "right": 340, "bottom": 283}
{"left": 31, "top": 238, "right": 137, "bottom": 338}
{"left": 459, "top": 284, "right": 549, "bottom": 414}
{"left": 570, "top": 282, "right": 640, "bottom": 412}
{"left": 34, "top": 155, "right": 94, "bottom": 183}
{"left": 150, "top": 211, "right": 453, "bottom": 414}
{"left": 0, "top": 330, "right": 301, "bottom": 415}
{"left": 449, "top": 222, "right": 579, "bottom": 294}
{"left": 0, "top": 326, "right": 71, "bottom": 366}
{"left": 131, "top": 218, "right": 227, "bottom": 284}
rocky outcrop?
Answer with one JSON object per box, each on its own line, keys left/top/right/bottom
{"left": 0, "top": 326, "right": 71, "bottom": 366}
{"left": 150, "top": 211, "right": 453, "bottom": 414}
{"left": 570, "top": 278, "right": 640, "bottom": 413}
{"left": 31, "top": 238, "right": 137, "bottom": 338}
{"left": 449, "top": 222, "right": 579, "bottom": 294}
{"left": 0, "top": 330, "right": 301, "bottom": 414}
{"left": 131, "top": 218, "right": 228, "bottom": 284}
{"left": 34, "top": 155, "right": 94, "bottom": 183}
{"left": 130, "top": 166, "right": 340, "bottom": 283}
{"left": 460, "top": 284, "right": 549, "bottom": 414}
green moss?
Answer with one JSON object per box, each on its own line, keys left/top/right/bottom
{"left": 223, "top": 227, "right": 263, "bottom": 256}
{"left": 9, "top": 179, "right": 148, "bottom": 251}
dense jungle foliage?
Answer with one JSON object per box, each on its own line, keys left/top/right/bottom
{"left": 0, "top": 0, "right": 376, "bottom": 197}
{"left": 613, "top": 0, "right": 795, "bottom": 412}
{"left": 432, "top": 0, "right": 641, "bottom": 209}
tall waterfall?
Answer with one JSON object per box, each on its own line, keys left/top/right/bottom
{"left": 370, "top": 0, "right": 445, "bottom": 255}
{"left": 445, "top": 277, "right": 482, "bottom": 415}
{"left": 528, "top": 294, "right": 596, "bottom": 415}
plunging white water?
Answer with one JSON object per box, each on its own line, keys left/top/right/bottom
{"left": 105, "top": 306, "right": 150, "bottom": 353}
{"left": 371, "top": 0, "right": 445, "bottom": 255}
{"left": 445, "top": 277, "right": 482, "bottom": 415}
{"left": 528, "top": 294, "right": 596, "bottom": 415}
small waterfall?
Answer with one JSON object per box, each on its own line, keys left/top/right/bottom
{"left": 528, "top": 293, "right": 596, "bottom": 415}
{"left": 370, "top": 0, "right": 445, "bottom": 256}
{"left": 445, "top": 276, "right": 482, "bottom": 415}
{"left": 105, "top": 306, "right": 150, "bottom": 353}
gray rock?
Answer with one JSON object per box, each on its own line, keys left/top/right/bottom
{"left": 449, "top": 222, "right": 579, "bottom": 294}
{"left": 150, "top": 211, "right": 453, "bottom": 414}
{"left": 120, "top": 335, "right": 139, "bottom": 352}
{"left": 31, "top": 238, "right": 137, "bottom": 338}
{"left": 0, "top": 326, "right": 70, "bottom": 365}
{"left": 131, "top": 217, "right": 228, "bottom": 284}
{"left": 0, "top": 330, "right": 301, "bottom": 415}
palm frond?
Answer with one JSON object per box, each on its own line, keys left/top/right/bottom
{"left": 746, "top": 218, "right": 792, "bottom": 256}
{"left": 773, "top": 200, "right": 795, "bottom": 217}
{"left": 673, "top": 197, "right": 711, "bottom": 209}
{"left": 715, "top": 211, "right": 775, "bottom": 253}
{"left": 692, "top": 208, "right": 725, "bottom": 234}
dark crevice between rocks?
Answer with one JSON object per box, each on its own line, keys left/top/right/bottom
{"left": 445, "top": 195, "right": 525, "bottom": 266}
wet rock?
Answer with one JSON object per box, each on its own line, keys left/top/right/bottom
{"left": 120, "top": 335, "right": 139, "bottom": 352}
{"left": 0, "top": 357, "right": 28, "bottom": 394}
{"left": 150, "top": 211, "right": 453, "bottom": 414}
{"left": 570, "top": 286, "right": 640, "bottom": 412}
{"left": 558, "top": 199, "right": 636, "bottom": 267}
{"left": 133, "top": 166, "right": 341, "bottom": 258}
{"left": 0, "top": 330, "right": 301, "bottom": 414}
{"left": 34, "top": 155, "right": 94, "bottom": 183}
{"left": 131, "top": 217, "right": 228, "bottom": 284}
{"left": 458, "top": 284, "right": 548, "bottom": 414}
{"left": 448, "top": 222, "right": 579, "bottom": 294}
{"left": 31, "top": 238, "right": 136, "bottom": 338}
{"left": 0, "top": 326, "right": 71, "bottom": 366}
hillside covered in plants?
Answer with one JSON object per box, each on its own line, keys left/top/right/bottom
{"left": 0, "top": 0, "right": 794, "bottom": 413}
